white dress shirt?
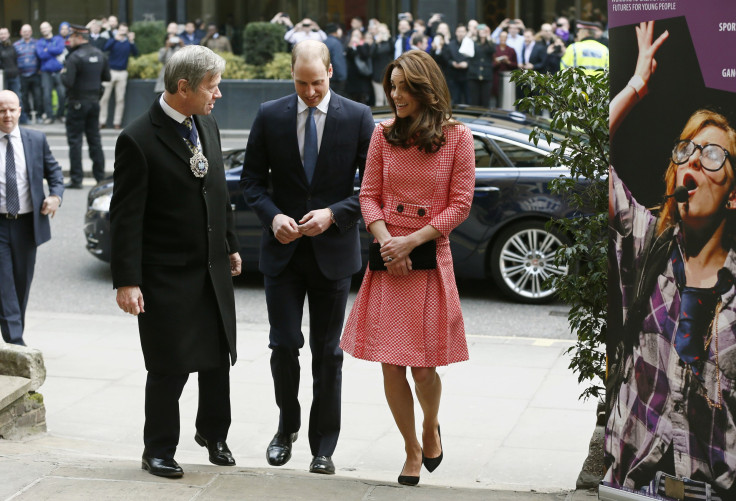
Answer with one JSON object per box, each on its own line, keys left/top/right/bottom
{"left": 523, "top": 41, "right": 536, "bottom": 65}
{"left": 159, "top": 94, "right": 201, "bottom": 151}
{"left": 0, "top": 127, "right": 32, "bottom": 214}
{"left": 296, "top": 90, "right": 330, "bottom": 166}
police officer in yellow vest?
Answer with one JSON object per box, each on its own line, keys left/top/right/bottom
{"left": 560, "top": 20, "right": 608, "bottom": 74}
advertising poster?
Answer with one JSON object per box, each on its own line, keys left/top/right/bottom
{"left": 606, "top": 1, "right": 736, "bottom": 499}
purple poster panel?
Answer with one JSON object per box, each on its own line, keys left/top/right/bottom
{"left": 605, "top": 2, "right": 736, "bottom": 499}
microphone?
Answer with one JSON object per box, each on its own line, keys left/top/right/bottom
{"left": 664, "top": 185, "right": 689, "bottom": 203}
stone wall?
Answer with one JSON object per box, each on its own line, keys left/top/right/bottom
{"left": 0, "top": 344, "right": 47, "bottom": 439}
{"left": 0, "top": 391, "right": 46, "bottom": 439}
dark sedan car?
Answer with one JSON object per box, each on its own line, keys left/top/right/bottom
{"left": 85, "top": 108, "right": 578, "bottom": 303}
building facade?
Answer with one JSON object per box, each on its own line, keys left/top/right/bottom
{"left": 2, "top": 0, "right": 605, "bottom": 41}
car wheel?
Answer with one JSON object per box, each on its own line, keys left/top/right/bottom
{"left": 490, "top": 220, "right": 568, "bottom": 304}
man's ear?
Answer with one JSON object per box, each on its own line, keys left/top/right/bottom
{"left": 177, "top": 79, "right": 189, "bottom": 96}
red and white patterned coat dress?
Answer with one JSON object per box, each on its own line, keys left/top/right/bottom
{"left": 341, "top": 121, "right": 476, "bottom": 367}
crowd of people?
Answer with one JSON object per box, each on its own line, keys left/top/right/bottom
{"left": 269, "top": 11, "right": 609, "bottom": 108}
{"left": 0, "top": 10, "right": 609, "bottom": 126}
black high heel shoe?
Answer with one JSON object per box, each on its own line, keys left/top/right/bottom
{"left": 398, "top": 461, "right": 420, "bottom": 486}
{"left": 422, "top": 425, "right": 443, "bottom": 472}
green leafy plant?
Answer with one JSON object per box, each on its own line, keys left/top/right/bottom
{"left": 262, "top": 52, "right": 292, "bottom": 80}
{"left": 129, "top": 21, "right": 166, "bottom": 55}
{"left": 242, "top": 22, "right": 288, "bottom": 66}
{"left": 217, "top": 51, "right": 249, "bottom": 79}
{"left": 512, "top": 67, "right": 609, "bottom": 401}
{"left": 127, "top": 52, "right": 161, "bottom": 80}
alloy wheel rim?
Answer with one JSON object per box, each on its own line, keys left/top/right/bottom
{"left": 499, "top": 228, "right": 567, "bottom": 299}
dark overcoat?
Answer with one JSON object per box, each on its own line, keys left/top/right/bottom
{"left": 109, "top": 98, "right": 239, "bottom": 374}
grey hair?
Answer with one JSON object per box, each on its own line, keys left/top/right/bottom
{"left": 163, "top": 45, "right": 226, "bottom": 94}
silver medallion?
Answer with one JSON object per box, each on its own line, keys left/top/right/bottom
{"left": 189, "top": 151, "right": 209, "bottom": 178}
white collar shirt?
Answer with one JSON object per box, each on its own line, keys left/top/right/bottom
{"left": 159, "top": 94, "right": 201, "bottom": 150}
{"left": 506, "top": 33, "right": 525, "bottom": 64}
{"left": 523, "top": 41, "right": 535, "bottom": 64}
{"left": 296, "top": 91, "right": 330, "bottom": 165}
{"left": 0, "top": 127, "right": 31, "bottom": 214}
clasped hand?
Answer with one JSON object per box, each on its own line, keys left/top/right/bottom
{"left": 272, "top": 209, "right": 332, "bottom": 243}
{"left": 380, "top": 236, "right": 415, "bottom": 276}
{"left": 40, "top": 195, "right": 60, "bottom": 217}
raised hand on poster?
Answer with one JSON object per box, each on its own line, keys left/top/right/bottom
{"left": 633, "top": 21, "right": 669, "bottom": 94}
{"left": 610, "top": 21, "right": 669, "bottom": 138}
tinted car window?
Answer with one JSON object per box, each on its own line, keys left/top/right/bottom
{"left": 474, "top": 135, "right": 507, "bottom": 168}
{"left": 494, "top": 139, "right": 548, "bottom": 167}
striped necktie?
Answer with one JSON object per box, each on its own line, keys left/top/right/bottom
{"left": 5, "top": 134, "right": 19, "bottom": 217}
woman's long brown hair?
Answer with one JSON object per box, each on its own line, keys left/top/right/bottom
{"left": 381, "top": 50, "right": 456, "bottom": 154}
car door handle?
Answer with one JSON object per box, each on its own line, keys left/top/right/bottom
{"left": 474, "top": 186, "right": 501, "bottom": 192}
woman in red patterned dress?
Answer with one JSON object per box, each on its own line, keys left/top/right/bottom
{"left": 341, "top": 49, "right": 475, "bottom": 486}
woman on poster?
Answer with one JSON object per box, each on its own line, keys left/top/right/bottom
{"left": 607, "top": 21, "right": 736, "bottom": 497}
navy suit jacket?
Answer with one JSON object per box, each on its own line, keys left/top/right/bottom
{"left": 241, "top": 92, "right": 374, "bottom": 280}
{"left": 18, "top": 127, "right": 64, "bottom": 246}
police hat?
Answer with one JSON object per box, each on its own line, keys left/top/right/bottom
{"left": 576, "top": 20, "right": 603, "bottom": 31}
{"left": 68, "top": 23, "right": 90, "bottom": 35}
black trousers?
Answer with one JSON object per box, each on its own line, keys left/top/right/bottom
{"left": 66, "top": 99, "right": 105, "bottom": 184}
{"left": 20, "top": 74, "right": 43, "bottom": 122}
{"left": 264, "top": 238, "right": 351, "bottom": 457}
{"left": 467, "top": 79, "right": 493, "bottom": 108}
{"left": 143, "top": 364, "right": 231, "bottom": 459}
{"left": 448, "top": 77, "right": 468, "bottom": 105}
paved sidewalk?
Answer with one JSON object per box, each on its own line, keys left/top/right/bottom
{"left": 0, "top": 310, "right": 599, "bottom": 500}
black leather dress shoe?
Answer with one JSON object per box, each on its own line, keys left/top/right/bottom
{"left": 309, "top": 455, "right": 335, "bottom": 475}
{"left": 266, "top": 431, "right": 298, "bottom": 466}
{"left": 141, "top": 454, "right": 183, "bottom": 478}
{"left": 194, "top": 431, "right": 236, "bottom": 466}
{"left": 64, "top": 182, "right": 82, "bottom": 189}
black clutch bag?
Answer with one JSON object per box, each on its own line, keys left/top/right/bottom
{"left": 369, "top": 240, "right": 437, "bottom": 271}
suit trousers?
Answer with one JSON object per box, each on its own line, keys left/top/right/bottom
{"left": 143, "top": 362, "right": 231, "bottom": 459}
{"left": 66, "top": 100, "right": 105, "bottom": 184}
{"left": 0, "top": 216, "right": 36, "bottom": 345}
{"left": 264, "top": 237, "right": 351, "bottom": 457}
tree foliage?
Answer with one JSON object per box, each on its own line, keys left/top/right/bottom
{"left": 129, "top": 21, "right": 166, "bottom": 55}
{"left": 242, "top": 22, "right": 289, "bottom": 66}
{"left": 512, "top": 68, "right": 609, "bottom": 401}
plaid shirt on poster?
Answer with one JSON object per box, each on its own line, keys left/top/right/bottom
{"left": 605, "top": 167, "right": 736, "bottom": 492}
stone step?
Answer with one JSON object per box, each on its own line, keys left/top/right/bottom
{"left": 0, "top": 375, "right": 32, "bottom": 410}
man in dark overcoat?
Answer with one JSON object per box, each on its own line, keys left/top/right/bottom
{"left": 109, "top": 45, "right": 241, "bottom": 478}
{"left": 241, "top": 40, "right": 374, "bottom": 475}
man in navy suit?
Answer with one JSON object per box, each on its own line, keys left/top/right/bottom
{"left": 241, "top": 39, "right": 374, "bottom": 475}
{"left": 0, "top": 90, "right": 63, "bottom": 346}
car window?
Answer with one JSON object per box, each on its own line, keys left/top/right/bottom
{"left": 493, "top": 139, "right": 548, "bottom": 168}
{"left": 473, "top": 135, "right": 507, "bottom": 168}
